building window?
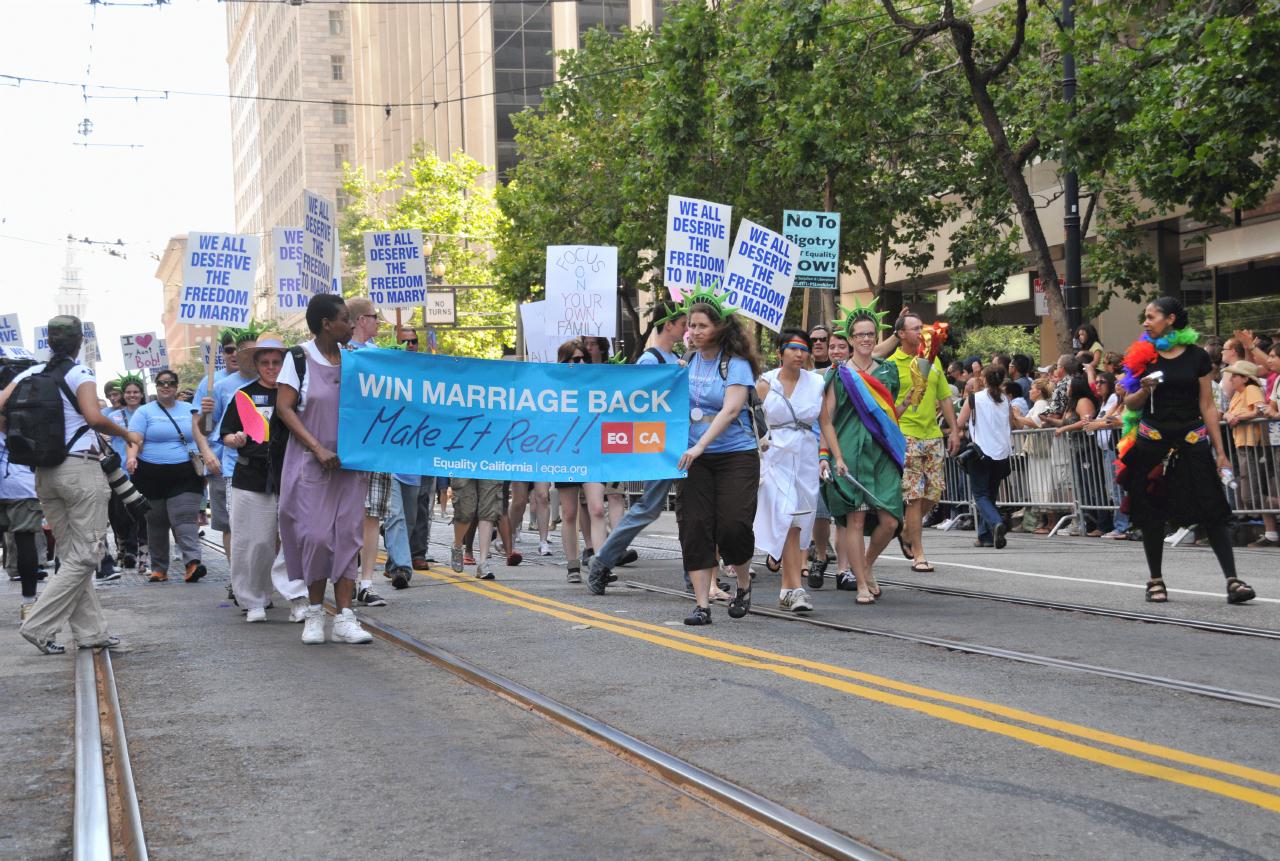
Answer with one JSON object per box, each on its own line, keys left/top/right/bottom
{"left": 331, "top": 55, "right": 345, "bottom": 82}
{"left": 333, "top": 143, "right": 349, "bottom": 170}
{"left": 329, "top": 10, "right": 344, "bottom": 35}
{"left": 578, "top": 0, "right": 630, "bottom": 39}
{"left": 336, "top": 190, "right": 350, "bottom": 211}
{"left": 492, "top": 2, "right": 554, "bottom": 179}
{"left": 332, "top": 101, "right": 347, "bottom": 125}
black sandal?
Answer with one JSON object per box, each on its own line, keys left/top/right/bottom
{"left": 898, "top": 534, "right": 914, "bottom": 561}
{"left": 1145, "top": 578, "right": 1168, "bottom": 603}
{"left": 1226, "top": 577, "right": 1256, "bottom": 605}
{"left": 766, "top": 555, "right": 781, "bottom": 573}
{"left": 728, "top": 585, "right": 752, "bottom": 619}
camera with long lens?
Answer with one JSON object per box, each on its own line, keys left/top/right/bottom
{"left": 99, "top": 447, "right": 150, "bottom": 519}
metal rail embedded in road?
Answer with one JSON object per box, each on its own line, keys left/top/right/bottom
{"left": 623, "top": 581, "right": 1280, "bottom": 711}
{"left": 343, "top": 610, "right": 896, "bottom": 861}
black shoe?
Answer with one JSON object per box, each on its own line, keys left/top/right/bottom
{"left": 808, "top": 557, "right": 828, "bottom": 589}
{"left": 122, "top": 554, "right": 137, "bottom": 570}
{"left": 837, "top": 571, "right": 857, "bottom": 591}
{"left": 97, "top": 557, "right": 117, "bottom": 580}
{"left": 391, "top": 567, "right": 411, "bottom": 590}
{"left": 994, "top": 523, "right": 1008, "bottom": 550}
{"left": 359, "top": 586, "right": 389, "bottom": 605}
{"left": 617, "top": 549, "right": 639, "bottom": 567}
{"left": 587, "top": 561, "right": 610, "bottom": 596}
{"left": 8, "top": 572, "right": 20, "bottom": 581}
{"left": 35, "top": 568, "right": 48, "bottom": 581}
{"left": 683, "top": 605, "right": 712, "bottom": 626}
{"left": 582, "top": 549, "right": 594, "bottom": 567}
{"left": 96, "top": 568, "right": 122, "bottom": 582}
{"left": 727, "top": 585, "right": 752, "bottom": 619}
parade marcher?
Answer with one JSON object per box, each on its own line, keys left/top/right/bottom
{"left": 587, "top": 302, "right": 686, "bottom": 594}
{"left": 219, "top": 334, "right": 291, "bottom": 622}
{"left": 382, "top": 470, "right": 421, "bottom": 583}
{"left": 0, "top": 428, "right": 41, "bottom": 621}
{"left": 346, "top": 298, "right": 395, "bottom": 601}
{"left": 2, "top": 316, "right": 141, "bottom": 654}
{"left": 887, "top": 313, "right": 960, "bottom": 573}
{"left": 810, "top": 327, "right": 851, "bottom": 586}
{"left": 1115, "top": 297, "right": 1255, "bottom": 605}
{"left": 754, "top": 329, "right": 824, "bottom": 613}
{"left": 275, "top": 293, "right": 374, "bottom": 643}
{"left": 508, "top": 480, "right": 552, "bottom": 557}
{"left": 128, "top": 369, "right": 215, "bottom": 583}
{"left": 819, "top": 303, "right": 906, "bottom": 603}
{"left": 396, "top": 326, "right": 440, "bottom": 570}
{"left": 448, "top": 477, "right": 505, "bottom": 580}
{"left": 555, "top": 339, "right": 591, "bottom": 583}
{"left": 809, "top": 325, "right": 832, "bottom": 371}
{"left": 104, "top": 374, "right": 147, "bottom": 572}
{"left": 676, "top": 289, "right": 761, "bottom": 626}
{"left": 104, "top": 381, "right": 122, "bottom": 410}
{"left": 955, "top": 365, "right": 1018, "bottom": 550}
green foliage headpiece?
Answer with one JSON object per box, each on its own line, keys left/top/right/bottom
{"left": 219, "top": 320, "right": 269, "bottom": 347}
{"left": 652, "top": 300, "right": 686, "bottom": 328}
{"left": 833, "top": 296, "right": 890, "bottom": 340}
{"left": 676, "top": 284, "right": 737, "bottom": 322}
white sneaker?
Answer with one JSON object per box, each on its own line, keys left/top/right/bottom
{"left": 539, "top": 540, "right": 553, "bottom": 557}
{"left": 245, "top": 607, "right": 267, "bottom": 623}
{"left": 511, "top": 528, "right": 522, "bottom": 547}
{"left": 301, "top": 606, "right": 326, "bottom": 644}
{"left": 331, "top": 608, "right": 373, "bottom": 644}
{"left": 288, "top": 597, "right": 308, "bottom": 623}
{"left": 779, "top": 588, "right": 814, "bottom": 613}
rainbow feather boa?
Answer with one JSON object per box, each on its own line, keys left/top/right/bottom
{"left": 1114, "top": 327, "right": 1200, "bottom": 472}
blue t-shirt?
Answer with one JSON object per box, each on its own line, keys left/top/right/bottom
{"left": 213, "top": 371, "right": 258, "bottom": 476}
{"left": 686, "top": 351, "right": 757, "bottom": 454}
{"left": 637, "top": 346, "right": 679, "bottom": 366}
{"left": 195, "top": 368, "right": 232, "bottom": 462}
{"left": 107, "top": 407, "right": 137, "bottom": 470}
{"left": 129, "top": 400, "right": 200, "bottom": 465}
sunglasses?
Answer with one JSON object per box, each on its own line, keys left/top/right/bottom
{"left": 809, "top": 336, "right": 828, "bottom": 342}
{"left": 567, "top": 355, "right": 586, "bottom": 363}
{"left": 222, "top": 345, "right": 237, "bottom": 354}
{"left": 399, "top": 339, "right": 419, "bottom": 346}
{"left": 156, "top": 379, "right": 178, "bottom": 387}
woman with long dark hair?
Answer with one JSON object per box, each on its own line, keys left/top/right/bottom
{"left": 677, "top": 289, "right": 762, "bottom": 625}
{"left": 105, "top": 375, "right": 147, "bottom": 571}
{"left": 1115, "top": 297, "right": 1255, "bottom": 604}
{"left": 1075, "top": 323, "right": 1104, "bottom": 364}
{"left": 126, "top": 368, "right": 216, "bottom": 583}
{"left": 955, "top": 365, "right": 1018, "bottom": 549}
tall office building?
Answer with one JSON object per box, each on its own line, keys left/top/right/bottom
{"left": 225, "top": 2, "right": 355, "bottom": 318}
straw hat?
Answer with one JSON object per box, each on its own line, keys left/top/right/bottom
{"left": 251, "top": 332, "right": 287, "bottom": 362}
{"left": 1223, "top": 360, "right": 1262, "bottom": 387}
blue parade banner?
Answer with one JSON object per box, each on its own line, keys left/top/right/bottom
{"left": 338, "top": 350, "right": 689, "bottom": 482}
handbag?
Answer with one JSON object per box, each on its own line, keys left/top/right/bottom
{"left": 157, "top": 402, "right": 206, "bottom": 477}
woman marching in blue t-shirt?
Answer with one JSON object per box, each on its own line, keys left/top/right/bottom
{"left": 676, "top": 287, "right": 763, "bottom": 626}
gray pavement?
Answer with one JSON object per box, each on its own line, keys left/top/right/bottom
{"left": 3, "top": 515, "right": 1278, "bottom": 860}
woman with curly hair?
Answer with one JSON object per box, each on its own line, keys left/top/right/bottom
{"left": 677, "top": 288, "right": 763, "bottom": 626}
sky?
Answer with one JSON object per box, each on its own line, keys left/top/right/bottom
{"left": 0, "top": 0, "right": 233, "bottom": 380}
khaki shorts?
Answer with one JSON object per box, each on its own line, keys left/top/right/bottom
{"left": 451, "top": 478, "right": 504, "bottom": 524}
{"left": 902, "top": 437, "right": 946, "bottom": 503}
{"left": 0, "top": 498, "right": 43, "bottom": 533}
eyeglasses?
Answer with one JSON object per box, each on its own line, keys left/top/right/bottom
{"left": 359, "top": 314, "right": 379, "bottom": 321}
{"left": 851, "top": 332, "right": 877, "bottom": 340}
{"left": 156, "top": 380, "right": 178, "bottom": 388}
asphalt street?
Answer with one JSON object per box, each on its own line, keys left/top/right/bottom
{"left": 4, "top": 514, "right": 1278, "bottom": 860}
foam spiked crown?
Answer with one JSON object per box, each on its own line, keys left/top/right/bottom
{"left": 112, "top": 372, "right": 146, "bottom": 392}
{"left": 832, "top": 296, "right": 890, "bottom": 340}
{"left": 676, "top": 283, "right": 737, "bottom": 321}
{"left": 219, "top": 320, "right": 269, "bottom": 346}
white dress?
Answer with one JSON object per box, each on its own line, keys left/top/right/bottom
{"left": 753, "top": 368, "right": 825, "bottom": 559}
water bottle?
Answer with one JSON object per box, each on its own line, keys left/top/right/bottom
{"left": 1220, "top": 468, "right": 1238, "bottom": 490}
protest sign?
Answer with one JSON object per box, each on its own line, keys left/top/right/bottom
{"left": 121, "top": 332, "right": 165, "bottom": 371}
{"left": 545, "top": 245, "right": 617, "bottom": 339}
{"left": 272, "top": 227, "right": 308, "bottom": 311}
{"left": 364, "top": 229, "right": 428, "bottom": 311}
{"left": 0, "top": 314, "right": 24, "bottom": 349}
{"left": 0, "top": 345, "right": 35, "bottom": 361}
{"left": 301, "top": 190, "right": 336, "bottom": 297}
{"left": 518, "top": 301, "right": 559, "bottom": 363}
{"left": 201, "top": 342, "right": 227, "bottom": 372}
{"left": 783, "top": 210, "right": 841, "bottom": 290}
{"left": 33, "top": 326, "right": 50, "bottom": 361}
{"left": 81, "top": 322, "right": 100, "bottom": 364}
{"left": 338, "top": 350, "right": 689, "bottom": 482}
{"left": 423, "top": 290, "right": 456, "bottom": 326}
{"left": 178, "top": 232, "right": 261, "bottom": 326}
{"left": 722, "top": 219, "right": 800, "bottom": 332}
{"left": 664, "top": 196, "right": 731, "bottom": 301}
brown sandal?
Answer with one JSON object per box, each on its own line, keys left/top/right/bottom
{"left": 1145, "top": 578, "right": 1167, "bottom": 603}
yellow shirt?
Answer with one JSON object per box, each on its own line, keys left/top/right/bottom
{"left": 1230, "top": 385, "right": 1264, "bottom": 447}
{"left": 888, "top": 349, "right": 950, "bottom": 440}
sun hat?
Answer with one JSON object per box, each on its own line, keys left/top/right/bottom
{"left": 1223, "top": 360, "right": 1262, "bottom": 387}
{"left": 251, "top": 332, "right": 287, "bottom": 361}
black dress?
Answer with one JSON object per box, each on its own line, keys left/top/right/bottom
{"left": 1119, "top": 344, "right": 1231, "bottom": 529}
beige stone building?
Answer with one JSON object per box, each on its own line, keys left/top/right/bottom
{"left": 154, "top": 235, "right": 199, "bottom": 367}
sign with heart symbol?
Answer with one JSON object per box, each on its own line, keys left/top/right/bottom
{"left": 121, "top": 331, "right": 165, "bottom": 370}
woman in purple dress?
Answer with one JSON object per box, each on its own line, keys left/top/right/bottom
{"left": 275, "top": 294, "right": 373, "bottom": 645}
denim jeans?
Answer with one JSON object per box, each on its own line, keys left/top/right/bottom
{"left": 384, "top": 480, "right": 419, "bottom": 571}
{"left": 410, "top": 476, "right": 434, "bottom": 559}
{"left": 969, "top": 457, "right": 1009, "bottom": 544}
{"left": 594, "top": 479, "right": 672, "bottom": 568}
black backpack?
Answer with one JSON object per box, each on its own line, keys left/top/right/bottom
{"left": 3, "top": 357, "right": 89, "bottom": 467}
{"left": 717, "top": 354, "right": 768, "bottom": 442}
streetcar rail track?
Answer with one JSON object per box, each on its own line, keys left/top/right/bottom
{"left": 622, "top": 580, "right": 1280, "bottom": 711}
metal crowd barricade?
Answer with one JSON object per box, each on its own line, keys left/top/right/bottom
{"left": 937, "top": 417, "right": 1280, "bottom": 535}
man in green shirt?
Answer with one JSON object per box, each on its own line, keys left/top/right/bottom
{"left": 887, "top": 313, "right": 961, "bottom": 572}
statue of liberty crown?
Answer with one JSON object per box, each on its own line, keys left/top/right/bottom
{"left": 112, "top": 372, "right": 146, "bottom": 391}
{"left": 219, "top": 320, "right": 269, "bottom": 346}
{"left": 676, "top": 282, "right": 737, "bottom": 321}
{"left": 833, "top": 296, "right": 890, "bottom": 340}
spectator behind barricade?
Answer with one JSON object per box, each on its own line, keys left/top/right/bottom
{"left": 955, "top": 365, "right": 1017, "bottom": 549}
{"left": 1045, "top": 355, "right": 1082, "bottom": 419}
{"left": 1084, "top": 371, "right": 1126, "bottom": 538}
{"left": 1220, "top": 337, "right": 1248, "bottom": 403}
{"left": 1255, "top": 343, "right": 1280, "bottom": 548}
{"left": 1004, "top": 381, "right": 1030, "bottom": 418}
{"left": 1022, "top": 379, "right": 1054, "bottom": 428}
{"left": 1014, "top": 378, "right": 1058, "bottom": 534}
{"left": 1009, "top": 355, "right": 1033, "bottom": 401}
{"left": 1224, "top": 360, "right": 1269, "bottom": 526}
{"left": 1054, "top": 373, "right": 1105, "bottom": 536}
{"left": 947, "top": 361, "right": 968, "bottom": 399}
{"left": 2, "top": 315, "right": 142, "bottom": 654}
{"left": 1075, "top": 323, "right": 1104, "bottom": 365}
{"left": 127, "top": 368, "right": 213, "bottom": 584}
{"left": 1101, "top": 351, "right": 1125, "bottom": 376}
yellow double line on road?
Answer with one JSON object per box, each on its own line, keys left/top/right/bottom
{"left": 418, "top": 567, "right": 1280, "bottom": 813}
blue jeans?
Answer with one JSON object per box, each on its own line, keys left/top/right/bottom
{"left": 969, "top": 457, "right": 1009, "bottom": 544}
{"left": 383, "top": 480, "right": 419, "bottom": 571}
{"left": 593, "top": 479, "right": 673, "bottom": 568}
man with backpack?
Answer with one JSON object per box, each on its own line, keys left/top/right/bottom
{"left": 586, "top": 302, "right": 688, "bottom": 595}
{"left": 0, "top": 316, "right": 141, "bottom": 654}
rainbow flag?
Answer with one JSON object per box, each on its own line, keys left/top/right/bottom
{"left": 233, "top": 390, "right": 270, "bottom": 444}
{"left": 838, "top": 364, "right": 905, "bottom": 473}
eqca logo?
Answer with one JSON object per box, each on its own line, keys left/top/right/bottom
{"left": 601, "top": 422, "right": 665, "bottom": 454}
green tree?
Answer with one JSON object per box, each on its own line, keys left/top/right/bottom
{"left": 339, "top": 147, "right": 512, "bottom": 358}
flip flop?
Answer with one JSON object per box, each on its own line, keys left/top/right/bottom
{"left": 855, "top": 592, "right": 876, "bottom": 605}
{"left": 910, "top": 561, "right": 934, "bottom": 573}
{"left": 898, "top": 534, "right": 914, "bottom": 561}
{"left": 765, "top": 555, "right": 781, "bottom": 573}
